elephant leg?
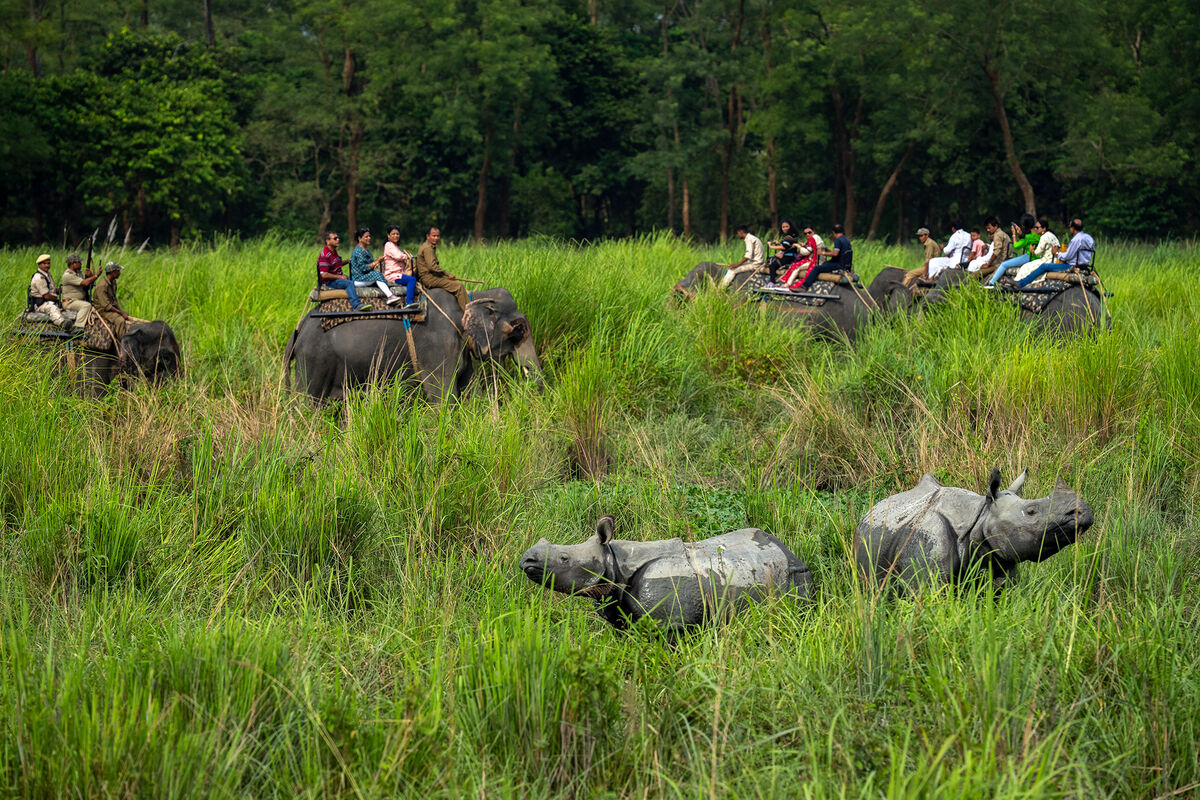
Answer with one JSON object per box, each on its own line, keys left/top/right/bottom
{"left": 420, "top": 352, "right": 467, "bottom": 402}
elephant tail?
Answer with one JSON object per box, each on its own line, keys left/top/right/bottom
{"left": 282, "top": 327, "right": 298, "bottom": 390}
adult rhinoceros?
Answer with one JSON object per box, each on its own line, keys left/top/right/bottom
{"left": 853, "top": 469, "right": 1094, "bottom": 593}
{"left": 285, "top": 287, "right": 542, "bottom": 403}
{"left": 520, "top": 515, "right": 814, "bottom": 633}
{"left": 672, "top": 261, "right": 875, "bottom": 342}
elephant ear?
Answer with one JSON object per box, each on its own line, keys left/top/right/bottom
{"left": 461, "top": 299, "right": 497, "bottom": 358}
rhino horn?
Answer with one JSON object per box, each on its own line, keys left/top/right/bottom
{"left": 1007, "top": 469, "right": 1029, "bottom": 496}
{"left": 596, "top": 515, "right": 615, "bottom": 543}
{"left": 1054, "top": 476, "right": 1072, "bottom": 492}
{"left": 987, "top": 468, "right": 1003, "bottom": 501}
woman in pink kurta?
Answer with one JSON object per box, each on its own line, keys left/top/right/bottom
{"left": 382, "top": 225, "right": 418, "bottom": 308}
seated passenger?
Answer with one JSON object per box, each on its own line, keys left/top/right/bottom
{"left": 349, "top": 227, "right": 402, "bottom": 306}
{"left": 1011, "top": 219, "right": 1059, "bottom": 284}
{"left": 926, "top": 220, "right": 971, "bottom": 279}
{"left": 973, "top": 216, "right": 1012, "bottom": 281}
{"left": 990, "top": 213, "right": 1039, "bottom": 284}
{"left": 765, "top": 219, "right": 800, "bottom": 286}
{"left": 720, "top": 225, "right": 766, "bottom": 288}
{"left": 382, "top": 224, "right": 419, "bottom": 310}
{"left": 903, "top": 226, "right": 941, "bottom": 286}
{"left": 1016, "top": 217, "right": 1091, "bottom": 287}
{"left": 781, "top": 225, "right": 821, "bottom": 288}
{"left": 803, "top": 223, "right": 852, "bottom": 286}
{"left": 317, "top": 231, "right": 372, "bottom": 312}
{"left": 60, "top": 252, "right": 97, "bottom": 332}
{"left": 29, "top": 254, "right": 69, "bottom": 329}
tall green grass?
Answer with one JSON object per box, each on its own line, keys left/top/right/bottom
{"left": 1, "top": 236, "right": 1198, "bottom": 797}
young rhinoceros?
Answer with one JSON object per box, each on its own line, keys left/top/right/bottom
{"left": 519, "top": 515, "right": 813, "bottom": 633}
{"left": 854, "top": 469, "right": 1093, "bottom": 592}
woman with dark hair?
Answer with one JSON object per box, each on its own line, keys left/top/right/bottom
{"left": 1013, "top": 218, "right": 1061, "bottom": 285}
{"left": 350, "top": 227, "right": 402, "bottom": 306}
{"left": 781, "top": 224, "right": 822, "bottom": 289}
{"left": 765, "top": 219, "right": 801, "bottom": 286}
{"left": 382, "top": 224, "right": 419, "bottom": 309}
{"left": 990, "top": 212, "right": 1041, "bottom": 285}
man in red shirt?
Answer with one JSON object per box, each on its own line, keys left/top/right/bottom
{"left": 317, "top": 231, "right": 371, "bottom": 311}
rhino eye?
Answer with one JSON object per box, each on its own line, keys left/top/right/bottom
{"left": 1025, "top": 507, "right": 1037, "bottom": 516}
{"left": 560, "top": 555, "right": 570, "bottom": 563}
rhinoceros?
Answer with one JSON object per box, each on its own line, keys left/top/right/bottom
{"left": 854, "top": 469, "right": 1094, "bottom": 591}
{"left": 519, "top": 515, "right": 813, "bottom": 632}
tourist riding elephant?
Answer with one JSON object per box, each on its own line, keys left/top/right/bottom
{"left": 76, "top": 320, "right": 183, "bottom": 394}
{"left": 671, "top": 261, "right": 875, "bottom": 342}
{"left": 285, "top": 287, "right": 542, "bottom": 403}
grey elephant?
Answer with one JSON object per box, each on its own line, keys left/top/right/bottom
{"left": 520, "top": 515, "right": 813, "bottom": 633}
{"left": 285, "top": 287, "right": 542, "bottom": 403}
{"left": 671, "top": 261, "right": 874, "bottom": 342}
{"left": 867, "top": 266, "right": 1109, "bottom": 333}
{"left": 853, "top": 469, "right": 1094, "bottom": 592}
{"left": 76, "top": 320, "right": 182, "bottom": 395}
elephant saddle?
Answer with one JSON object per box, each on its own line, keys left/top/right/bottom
{"left": 314, "top": 296, "right": 427, "bottom": 331}
{"left": 1012, "top": 279, "right": 1073, "bottom": 314}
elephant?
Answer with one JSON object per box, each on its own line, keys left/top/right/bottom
{"left": 867, "top": 266, "right": 1110, "bottom": 333}
{"left": 671, "top": 261, "right": 876, "bottom": 343}
{"left": 72, "top": 320, "right": 183, "bottom": 395}
{"left": 284, "top": 287, "right": 542, "bottom": 403}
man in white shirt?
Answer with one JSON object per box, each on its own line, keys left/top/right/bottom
{"left": 927, "top": 220, "right": 971, "bottom": 279}
{"left": 720, "top": 225, "right": 766, "bottom": 287}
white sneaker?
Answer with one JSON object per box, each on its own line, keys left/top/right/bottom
{"left": 385, "top": 295, "right": 402, "bottom": 305}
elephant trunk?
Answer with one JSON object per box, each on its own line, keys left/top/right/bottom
{"left": 513, "top": 335, "right": 544, "bottom": 387}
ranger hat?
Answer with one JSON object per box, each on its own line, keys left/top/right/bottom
{"left": 36, "top": 253, "right": 51, "bottom": 265}
{"left": 104, "top": 261, "right": 123, "bottom": 273}
{"left": 66, "top": 252, "right": 82, "bottom": 264}
{"left": 916, "top": 227, "right": 930, "bottom": 236}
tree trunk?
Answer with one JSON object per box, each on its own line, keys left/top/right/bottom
{"left": 767, "top": 136, "right": 778, "bottom": 231}
{"left": 317, "top": 199, "right": 332, "bottom": 243}
{"left": 26, "top": 0, "right": 41, "bottom": 77}
{"left": 719, "top": 85, "right": 734, "bottom": 243}
{"left": 474, "top": 124, "right": 492, "bottom": 243}
{"left": 203, "top": 0, "right": 215, "bottom": 46}
{"left": 170, "top": 221, "right": 180, "bottom": 250}
{"left": 140, "top": 0, "right": 148, "bottom": 27}
{"left": 866, "top": 142, "right": 915, "bottom": 240}
{"left": 984, "top": 59, "right": 1036, "bottom": 216}
{"left": 682, "top": 175, "right": 690, "bottom": 238}
{"left": 345, "top": 120, "right": 361, "bottom": 235}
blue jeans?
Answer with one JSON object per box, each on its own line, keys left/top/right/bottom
{"left": 1016, "top": 261, "right": 1060, "bottom": 287}
{"left": 324, "top": 278, "right": 363, "bottom": 306}
{"left": 989, "top": 253, "right": 1030, "bottom": 285}
{"left": 393, "top": 274, "right": 417, "bottom": 305}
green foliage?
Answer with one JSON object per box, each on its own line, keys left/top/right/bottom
{"left": 1, "top": 233, "right": 1200, "bottom": 795}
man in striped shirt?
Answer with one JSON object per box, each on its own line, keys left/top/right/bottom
{"left": 317, "top": 231, "right": 371, "bottom": 312}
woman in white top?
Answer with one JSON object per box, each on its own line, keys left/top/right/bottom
{"left": 382, "top": 224, "right": 419, "bottom": 309}
{"left": 1012, "top": 219, "right": 1061, "bottom": 285}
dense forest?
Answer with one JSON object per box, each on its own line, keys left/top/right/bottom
{"left": 1, "top": 0, "right": 1197, "bottom": 246}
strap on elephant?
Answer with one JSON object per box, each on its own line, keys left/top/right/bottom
{"left": 402, "top": 316, "right": 421, "bottom": 377}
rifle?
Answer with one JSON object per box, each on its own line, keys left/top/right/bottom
{"left": 84, "top": 233, "right": 96, "bottom": 301}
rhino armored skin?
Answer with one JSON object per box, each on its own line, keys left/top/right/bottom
{"left": 854, "top": 469, "right": 1094, "bottom": 592}
{"left": 520, "top": 516, "right": 813, "bottom": 633}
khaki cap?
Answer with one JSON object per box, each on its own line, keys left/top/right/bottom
{"left": 104, "top": 261, "right": 123, "bottom": 273}
{"left": 36, "top": 253, "right": 51, "bottom": 264}
{"left": 916, "top": 227, "right": 930, "bottom": 236}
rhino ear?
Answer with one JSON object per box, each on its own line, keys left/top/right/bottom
{"left": 1007, "top": 469, "right": 1029, "bottom": 496}
{"left": 986, "top": 468, "right": 1002, "bottom": 501}
{"left": 595, "top": 515, "right": 615, "bottom": 544}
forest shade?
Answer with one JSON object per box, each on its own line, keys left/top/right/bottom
{"left": 1, "top": 0, "right": 1197, "bottom": 246}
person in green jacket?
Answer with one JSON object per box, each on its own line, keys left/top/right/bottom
{"left": 990, "top": 213, "right": 1040, "bottom": 284}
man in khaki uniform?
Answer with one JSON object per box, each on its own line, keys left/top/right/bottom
{"left": 29, "top": 254, "right": 69, "bottom": 329}
{"left": 976, "top": 216, "right": 1012, "bottom": 281}
{"left": 93, "top": 261, "right": 132, "bottom": 342}
{"left": 414, "top": 226, "right": 470, "bottom": 311}
{"left": 904, "top": 227, "right": 942, "bottom": 286}
{"left": 60, "top": 252, "right": 97, "bottom": 332}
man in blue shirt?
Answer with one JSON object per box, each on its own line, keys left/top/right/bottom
{"left": 1016, "top": 218, "right": 1094, "bottom": 287}
{"left": 819, "top": 224, "right": 853, "bottom": 271}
